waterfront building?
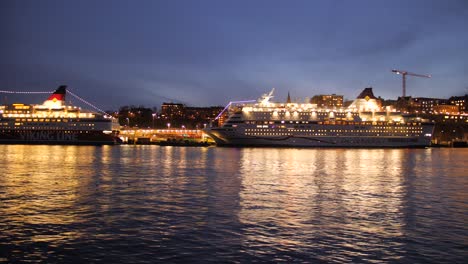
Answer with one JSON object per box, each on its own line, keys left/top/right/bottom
{"left": 160, "top": 102, "right": 185, "bottom": 119}
{"left": 449, "top": 95, "right": 468, "bottom": 113}
{"left": 156, "top": 103, "right": 224, "bottom": 128}
{"left": 118, "top": 106, "right": 154, "bottom": 128}
{"left": 395, "top": 96, "right": 454, "bottom": 114}
{"left": 310, "top": 94, "right": 343, "bottom": 108}
{"left": 411, "top": 97, "right": 449, "bottom": 113}
{"left": 185, "top": 106, "right": 225, "bottom": 128}
{"left": 433, "top": 104, "right": 459, "bottom": 115}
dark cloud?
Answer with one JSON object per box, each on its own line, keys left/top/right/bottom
{"left": 1, "top": 0, "right": 467, "bottom": 109}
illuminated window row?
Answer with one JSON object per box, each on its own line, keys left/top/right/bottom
{"left": 6, "top": 124, "right": 96, "bottom": 130}
{"left": 246, "top": 130, "right": 422, "bottom": 135}
{"left": 16, "top": 118, "right": 68, "bottom": 122}
{"left": 0, "top": 129, "right": 92, "bottom": 134}
{"left": 246, "top": 132, "right": 290, "bottom": 136}
{"left": 245, "top": 132, "right": 421, "bottom": 137}
{"left": 246, "top": 128, "right": 422, "bottom": 133}
{"left": 6, "top": 122, "right": 95, "bottom": 127}
{"left": 4, "top": 113, "right": 95, "bottom": 118}
{"left": 4, "top": 110, "right": 32, "bottom": 113}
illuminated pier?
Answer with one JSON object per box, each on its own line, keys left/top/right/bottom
{"left": 119, "top": 128, "right": 210, "bottom": 144}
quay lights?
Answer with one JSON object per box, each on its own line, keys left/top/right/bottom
{"left": 167, "top": 123, "right": 171, "bottom": 129}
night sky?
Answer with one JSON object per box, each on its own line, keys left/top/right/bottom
{"left": 1, "top": 0, "right": 468, "bottom": 110}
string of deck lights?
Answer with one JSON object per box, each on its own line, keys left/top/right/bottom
{"left": 215, "top": 100, "right": 256, "bottom": 120}
{"left": 0, "top": 90, "right": 52, "bottom": 94}
{"left": 66, "top": 90, "right": 109, "bottom": 116}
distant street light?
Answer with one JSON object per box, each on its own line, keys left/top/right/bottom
{"left": 126, "top": 117, "right": 130, "bottom": 127}
{"left": 167, "top": 123, "right": 171, "bottom": 130}
{"left": 152, "top": 113, "right": 156, "bottom": 128}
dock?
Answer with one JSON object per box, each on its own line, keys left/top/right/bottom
{"left": 119, "top": 128, "right": 212, "bottom": 145}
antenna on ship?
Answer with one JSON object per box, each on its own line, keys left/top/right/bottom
{"left": 259, "top": 88, "right": 275, "bottom": 104}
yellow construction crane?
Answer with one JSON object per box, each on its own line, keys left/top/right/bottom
{"left": 391, "top": 69, "right": 431, "bottom": 97}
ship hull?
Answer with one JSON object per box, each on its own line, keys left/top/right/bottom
{"left": 0, "top": 129, "right": 118, "bottom": 145}
{"left": 206, "top": 129, "right": 433, "bottom": 148}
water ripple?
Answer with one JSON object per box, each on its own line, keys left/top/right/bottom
{"left": 0, "top": 146, "right": 467, "bottom": 263}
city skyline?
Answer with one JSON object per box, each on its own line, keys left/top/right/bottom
{"left": 2, "top": 0, "right": 468, "bottom": 110}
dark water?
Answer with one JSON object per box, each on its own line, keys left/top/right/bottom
{"left": 0, "top": 145, "right": 467, "bottom": 263}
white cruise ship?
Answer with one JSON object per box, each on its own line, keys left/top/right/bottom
{"left": 205, "top": 88, "right": 434, "bottom": 147}
{"left": 0, "top": 85, "right": 120, "bottom": 145}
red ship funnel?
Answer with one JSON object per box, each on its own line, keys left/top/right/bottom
{"left": 47, "top": 85, "right": 67, "bottom": 102}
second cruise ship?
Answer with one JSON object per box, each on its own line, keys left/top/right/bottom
{"left": 205, "top": 88, "right": 434, "bottom": 148}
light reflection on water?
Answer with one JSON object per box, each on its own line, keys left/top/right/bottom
{"left": 0, "top": 145, "right": 467, "bottom": 263}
